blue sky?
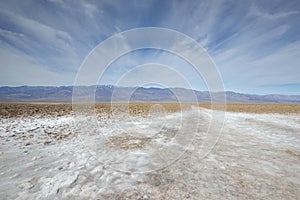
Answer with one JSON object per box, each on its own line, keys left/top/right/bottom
{"left": 0, "top": 0, "right": 299, "bottom": 95}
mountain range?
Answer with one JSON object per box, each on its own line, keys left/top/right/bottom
{"left": 0, "top": 85, "right": 299, "bottom": 103}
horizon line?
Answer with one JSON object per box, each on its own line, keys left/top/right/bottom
{"left": 0, "top": 84, "right": 299, "bottom": 96}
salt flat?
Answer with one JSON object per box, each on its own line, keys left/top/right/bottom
{"left": 0, "top": 107, "right": 299, "bottom": 199}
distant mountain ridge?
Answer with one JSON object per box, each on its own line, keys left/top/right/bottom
{"left": 0, "top": 85, "right": 299, "bottom": 103}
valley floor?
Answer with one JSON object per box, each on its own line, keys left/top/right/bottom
{"left": 0, "top": 105, "right": 299, "bottom": 199}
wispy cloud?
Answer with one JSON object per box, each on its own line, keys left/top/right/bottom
{"left": 0, "top": 0, "right": 299, "bottom": 94}
{"left": 0, "top": 43, "right": 74, "bottom": 86}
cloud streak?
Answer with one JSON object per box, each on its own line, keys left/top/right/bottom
{"left": 0, "top": 0, "right": 299, "bottom": 94}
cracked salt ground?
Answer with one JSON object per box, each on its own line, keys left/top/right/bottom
{"left": 0, "top": 108, "right": 300, "bottom": 199}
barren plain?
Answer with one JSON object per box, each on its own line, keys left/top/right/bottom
{"left": 0, "top": 103, "right": 299, "bottom": 199}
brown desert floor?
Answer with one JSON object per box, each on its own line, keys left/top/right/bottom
{"left": 0, "top": 102, "right": 299, "bottom": 118}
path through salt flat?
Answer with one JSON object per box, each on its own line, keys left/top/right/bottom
{"left": 0, "top": 108, "right": 299, "bottom": 199}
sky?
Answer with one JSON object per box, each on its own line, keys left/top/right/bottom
{"left": 0, "top": 0, "right": 299, "bottom": 95}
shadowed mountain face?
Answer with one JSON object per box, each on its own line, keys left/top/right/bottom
{"left": 0, "top": 85, "right": 299, "bottom": 103}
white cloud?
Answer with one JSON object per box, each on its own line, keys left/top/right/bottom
{"left": 249, "top": 4, "right": 300, "bottom": 20}
{"left": 0, "top": 44, "right": 74, "bottom": 86}
{"left": 0, "top": 9, "right": 84, "bottom": 71}
{"left": 1, "top": 10, "right": 72, "bottom": 44}
{"left": 115, "top": 63, "right": 193, "bottom": 89}
{"left": 0, "top": 0, "right": 299, "bottom": 94}
{"left": 0, "top": 28, "right": 25, "bottom": 38}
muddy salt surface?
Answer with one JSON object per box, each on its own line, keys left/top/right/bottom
{"left": 0, "top": 108, "right": 299, "bottom": 199}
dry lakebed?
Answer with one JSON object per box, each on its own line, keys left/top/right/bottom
{"left": 0, "top": 103, "right": 299, "bottom": 199}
